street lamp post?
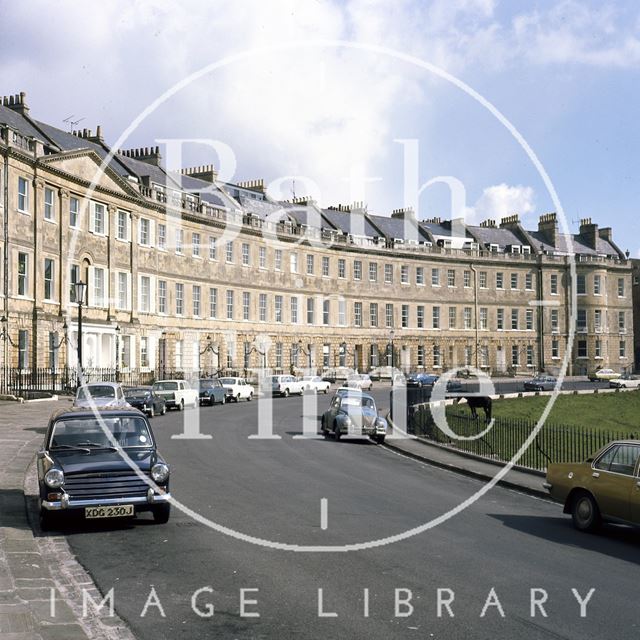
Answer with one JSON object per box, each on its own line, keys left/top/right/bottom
{"left": 51, "top": 321, "right": 69, "bottom": 390}
{"left": 199, "top": 335, "right": 220, "bottom": 376}
{"left": 389, "top": 329, "right": 395, "bottom": 371}
{"left": 115, "top": 325, "right": 121, "bottom": 382}
{"left": 74, "top": 280, "right": 87, "bottom": 387}
{"left": 298, "top": 340, "right": 312, "bottom": 373}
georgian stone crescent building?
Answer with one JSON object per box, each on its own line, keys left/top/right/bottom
{"left": 0, "top": 92, "right": 634, "bottom": 378}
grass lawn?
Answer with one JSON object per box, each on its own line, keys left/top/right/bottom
{"left": 432, "top": 391, "right": 640, "bottom": 468}
{"left": 481, "top": 391, "right": 640, "bottom": 433}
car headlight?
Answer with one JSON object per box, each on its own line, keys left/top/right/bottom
{"left": 151, "top": 463, "right": 170, "bottom": 483}
{"left": 44, "top": 468, "right": 64, "bottom": 489}
{"left": 376, "top": 418, "right": 388, "bottom": 430}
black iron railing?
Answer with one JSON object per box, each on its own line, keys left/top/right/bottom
{"left": 404, "top": 403, "right": 637, "bottom": 471}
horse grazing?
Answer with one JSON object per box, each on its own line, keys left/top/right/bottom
{"left": 457, "top": 396, "right": 492, "bottom": 423}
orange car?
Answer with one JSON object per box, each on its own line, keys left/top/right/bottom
{"left": 544, "top": 441, "right": 640, "bottom": 531}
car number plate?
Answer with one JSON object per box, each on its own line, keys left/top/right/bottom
{"left": 85, "top": 505, "right": 134, "bottom": 519}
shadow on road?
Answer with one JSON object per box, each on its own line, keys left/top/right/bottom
{"left": 489, "top": 513, "right": 640, "bottom": 564}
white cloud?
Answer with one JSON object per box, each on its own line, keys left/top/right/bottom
{"left": 467, "top": 183, "right": 536, "bottom": 225}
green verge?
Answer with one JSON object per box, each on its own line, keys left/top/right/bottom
{"left": 419, "top": 391, "right": 640, "bottom": 468}
{"left": 483, "top": 391, "right": 640, "bottom": 433}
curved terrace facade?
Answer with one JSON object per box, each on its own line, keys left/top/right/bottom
{"left": 0, "top": 92, "right": 633, "bottom": 378}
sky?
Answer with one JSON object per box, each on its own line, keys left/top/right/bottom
{"left": 1, "top": 0, "right": 638, "bottom": 251}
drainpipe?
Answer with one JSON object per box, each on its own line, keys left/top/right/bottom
{"left": 469, "top": 263, "right": 479, "bottom": 369}
{"left": 2, "top": 135, "right": 8, "bottom": 371}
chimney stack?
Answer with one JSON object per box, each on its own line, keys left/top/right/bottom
{"left": 118, "top": 146, "right": 163, "bottom": 167}
{"left": 1, "top": 91, "right": 30, "bottom": 116}
{"left": 236, "top": 178, "right": 265, "bottom": 193}
{"left": 579, "top": 217, "right": 598, "bottom": 250}
{"left": 180, "top": 165, "right": 219, "bottom": 184}
{"left": 538, "top": 212, "right": 558, "bottom": 248}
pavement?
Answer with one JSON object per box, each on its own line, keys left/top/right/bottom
{"left": 0, "top": 393, "right": 552, "bottom": 639}
{"left": 0, "top": 398, "right": 133, "bottom": 640}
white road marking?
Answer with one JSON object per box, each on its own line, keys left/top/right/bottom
{"left": 320, "top": 498, "right": 328, "bottom": 530}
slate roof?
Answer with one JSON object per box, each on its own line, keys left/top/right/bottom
{"left": 468, "top": 225, "right": 523, "bottom": 248}
{"left": 366, "top": 213, "right": 431, "bottom": 243}
{"left": 0, "top": 104, "right": 46, "bottom": 140}
{"left": 321, "top": 209, "right": 380, "bottom": 237}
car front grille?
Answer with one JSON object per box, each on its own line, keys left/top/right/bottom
{"left": 64, "top": 470, "right": 151, "bottom": 500}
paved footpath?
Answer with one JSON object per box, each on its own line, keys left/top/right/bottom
{"left": 0, "top": 399, "right": 134, "bottom": 640}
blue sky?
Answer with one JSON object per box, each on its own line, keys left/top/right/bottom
{"left": 1, "top": 0, "right": 638, "bottom": 250}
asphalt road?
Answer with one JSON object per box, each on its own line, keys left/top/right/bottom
{"left": 59, "top": 391, "right": 639, "bottom": 640}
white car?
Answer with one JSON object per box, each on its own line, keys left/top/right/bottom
{"left": 609, "top": 375, "right": 640, "bottom": 389}
{"left": 300, "top": 376, "right": 331, "bottom": 394}
{"left": 73, "top": 382, "right": 129, "bottom": 409}
{"left": 220, "top": 377, "right": 254, "bottom": 402}
{"left": 271, "top": 375, "right": 305, "bottom": 397}
{"left": 588, "top": 368, "right": 622, "bottom": 382}
{"left": 152, "top": 379, "right": 199, "bottom": 411}
{"left": 346, "top": 374, "right": 373, "bottom": 391}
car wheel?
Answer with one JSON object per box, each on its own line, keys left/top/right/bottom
{"left": 221, "top": 395, "right": 226, "bottom": 405}
{"left": 152, "top": 504, "right": 171, "bottom": 524}
{"left": 177, "top": 400, "right": 184, "bottom": 412}
{"left": 235, "top": 394, "right": 240, "bottom": 403}
{"left": 376, "top": 434, "right": 385, "bottom": 445}
{"left": 283, "top": 388, "right": 290, "bottom": 398}
{"left": 323, "top": 388, "right": 328, "bottom": 394}
{"left": 247, "top": 393, "right": 253, "bottom": 402}
{"left": 161, "top": 404, "right": 167, "bottom": 416}
{"left": 149, "top": 405, "right": 155, "bottom": 418}
{"left": 333, "top": 422, "right": 341, "bottom": 441}
{"left": 571, "top": 492, "right": 601, "bottom": 532}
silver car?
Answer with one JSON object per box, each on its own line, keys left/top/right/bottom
{"left": 73, "top": 382, "right": 129, "bottom": 409}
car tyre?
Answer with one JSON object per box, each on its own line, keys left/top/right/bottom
{"left": 375, "top": 434, "right": 385, "bottom": 445}
{"left": 221, "top": 395, "right": 226, "bottom": 405}
{"left": 161, "top": 404, "right": 167, "bottom": 416}
{"left": 247, "top": 393, "right": 253, "bottom": 402}
{"left": 149, "top": 405, "right": 155, "bottom": 418}
{"left": 333, "top": 422, "right": 341, "bottom": 441}
{"left": 177, "top": 400, "right": 184, "bottom": 412}
{"left": 152, "top": 504, "right": 171, "bottom": 524}
{"left": 283, "top": 388, "right": 290, "bottom": 398}
{"left": 571, "top": 492, "right": 601, "bottom": 532}
{"left": 235, "top": 394, "right": 240, "bottom": 403}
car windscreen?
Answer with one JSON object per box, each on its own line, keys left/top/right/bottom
{"left": 124, "top": 388, "right": 150, "bottom": 397}
{"left": 50, "top": 416, "right": 153, "bottom": 449}
{"left": 342, "top": 396, "right": 375, "bottom": 409}
{"left": 153, "top": 382, "right": 178, "bottom": 391}
{"left": 199, "top": 380, "right": 216, "bottom": 389}
{"left": 77, "top": 385, "right": 116, "bottom": 400}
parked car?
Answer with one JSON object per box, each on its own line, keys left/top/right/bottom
{"left": 300, "top": 376, "right": 331, "bottom": 394}
{"left": 321, "top": 367, "right": 353, "bottom": 384}
{"left": 588, "top": 368, "right": 621, "bottom": 382}
{"left": 151, "top": 380, "right": 199, "bottom": 411}
{"left": 346, "top": 373, "right": 373, "bottom": 391}
{"left": 220, "top": 377, "right": 254, "bottom": 402}
{"left": 198, "top": 378, "right": 227, "bottom": 405}
{"left": 320, "top": 392, "right": 387, "bottom": 444}
{"left": 446, "top": 378, "right": 464, "bottom": 393}
{"left": 523, "top": 376, "right": 558, "bottom": 392}
{"left": 271, "top": 375, "right": 305, "bottom": 397}
{"left": 37, "top": 407, "right": 171, "bottom": 529}
{"left": 73, "top": 382, "right": 129, "bottom": 409}
{"left": 544, "top": 440, "right": 640, "bottom": 532}
{"left": 609, "top": 374, "right": 640, "bottom": 389}
{"left": 123, "top": 387, "right": 167, "bottom": 417}
{"left": 368, "top": 366, "right": 394, "bottom": 381}
{"left": 405, "top": 372, "right": 439, "bottom": 387}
